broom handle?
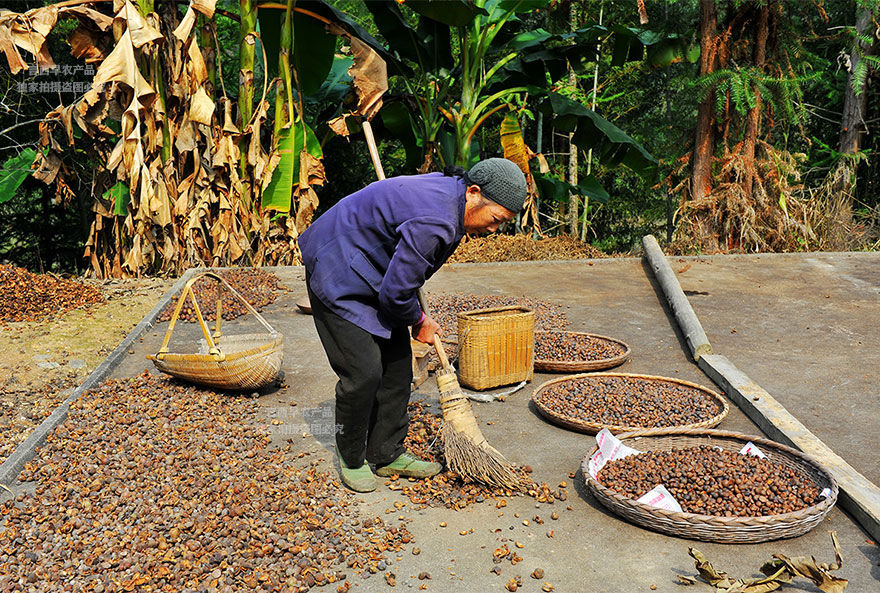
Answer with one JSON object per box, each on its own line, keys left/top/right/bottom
{"left": 432, "top": 334, "right": 451, "bottom": 370}
{"left": 363, "top": 120, "right": 386, "bottom": 181}
{"left": 416, "top": 287, "right": 451, "bottom": 369}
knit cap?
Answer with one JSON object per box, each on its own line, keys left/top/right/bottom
{"left": 467, "top": 158, "right": 527, "bottom": 213}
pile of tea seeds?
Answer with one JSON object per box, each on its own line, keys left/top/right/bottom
{"left": 535, "top": 375, "right": 723, "bottom": 429}
{"left": 426, "top": 293, "right": 569, "bottom": 338}
{"left": 159, "top": 269, "right": 284, "bottom": 323}
{"left": 0, "top": 264, "right": 102, "bottom": 322}
{"left": 1, "top": 373, "right": 410, "bottom": 592}
{"left": 534, "top": 331, "right": 626, "bottom": 362}
{"left": 598, "top": 446, "right": 823, "bottom": 517}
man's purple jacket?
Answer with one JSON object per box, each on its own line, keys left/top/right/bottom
{"left": 299, "top": 172, "right": 467, "bottom": 338}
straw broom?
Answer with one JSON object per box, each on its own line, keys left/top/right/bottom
{"left": 417, "top": 290, "right": 524, "bottom": 490}
{"left": 361, "top": 120, "right": 523, "bottom": 490}
{"left": 431, "top": 334, "right": 525, "bottom": 489}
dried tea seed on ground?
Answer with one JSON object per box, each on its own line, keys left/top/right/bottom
{"left": 536, "top": 375, "right": 722, "bottom": 429}
{"left": 159, "top": 268, "right": 285, "bottom": 323}
{"left": 597, "top": 445, "right": 822, "bottom": 517}
{"left": 2, "top": 372, "right": 411, "bottom": 592}
{"left": 396, "top": 401, "right": 564, "bottom": 509}
{"left": 426, "top": 292, "right": 569, "bottom": 339}
{"left": 0, "top": 264, "right": 102, "bottom": 323}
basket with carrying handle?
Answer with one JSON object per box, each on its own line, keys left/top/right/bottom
{"left": 147, "top": 271, "right": 284, "bottom": 390}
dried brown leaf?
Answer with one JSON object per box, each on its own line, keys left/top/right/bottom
{"left": 189, "top": 85, "right": 215, "bottom": 126}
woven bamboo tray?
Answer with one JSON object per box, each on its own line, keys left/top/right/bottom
{"left": 532, "top": 372, "right": 729, "bottom": 434}
{"left": 581, "top": 428, "right": 839, "bottom": 543}
{"left": 148, "top": 272, "right": 283, "bottom": 390}
{"left": 534, "top": 331, "right": 631, "bottom": 372}
{"left": 457, "top": 305, "right": 535, "bottom": 390}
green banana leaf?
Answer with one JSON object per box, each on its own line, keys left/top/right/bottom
{"left": 293, "top": 11, "right": 336, "bottom": 96}
{"left": 403, "top": 0, "right": 488, "bottom": 27}
{"left": 306, "top": 56, "right": 353, "bottom": 107}
{"left": 103, "top": 182, "right": 130, "bottom": 216}
{"left": 262, "top": 121, "right": 322, "bottom": 212}
{"left": 380, "top": 102, "right": 421, "bottom": 171}
{"left": 498, "top": 0, "right": 551, "bottom": 13}
{"left": 533, "top": 171, "right": 610, "bottom": 205}
{"left": 257, "top": 0, "right": 401, "bottom": 78}
{"left": 0, "top": 148, "right": 37, "bottom": 202}
{"left": 257, "top": 7, "right": 335, "bottom": 95}
{"left": 542, "top": 92, "right": 656, "bottom": 175}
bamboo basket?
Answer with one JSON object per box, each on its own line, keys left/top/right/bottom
{"left": 532, "top": 373, "right": 729, "bottom": 434}
{"left": 534, "top": 331, "right": 631, "bottom": 372}
{"left": 457, "top": 306, "right": 535, "bottom": 390}
{"left": 581, "top": 428, "right": 838, "bottom": 543}
{"left": 147, "top": 272, "right": 283, "bottom": 390}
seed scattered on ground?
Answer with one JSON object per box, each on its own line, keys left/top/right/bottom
{"left": 598, "top": 446, "right": 822, "bottom": 516}
{"left": 426, "top": 293, "right": 569, "bottom": 339}
{"left": 159, "top": 268, "right": 284, "bottom": 323}
{"left": 531, "top": 568, "right": 545, "bottom": 579}
{"left": 0, "top": 264, "right": 102, "bottom": 322}
{"left": 391, "top": 401, "right": 564, "bottom": 509}
{"left": 2, "top": 372, "right": 411, "bottom": 592}
{"left": 536, "top": 375, "right": 723, "bottom": 429}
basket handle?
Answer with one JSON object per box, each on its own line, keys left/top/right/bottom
{"left": 155, "top": 271, "right": 278, "bottom": 362}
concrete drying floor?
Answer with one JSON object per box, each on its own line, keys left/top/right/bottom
{"left": 107, "top": 253, "right": 879, "bottom": 592}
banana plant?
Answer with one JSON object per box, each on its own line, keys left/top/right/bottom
{"left": 366, "top": 0, "right": 660, "bottom": 175}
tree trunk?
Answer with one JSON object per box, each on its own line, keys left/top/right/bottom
{"left": 741, "top": 3, "right": 769, "bottom": 202}
{"left": 689, "top": 0, "right": 719, "bottom": 249}
{"left": 567, "top": 0, "right": 578, "bottom": 236}
{"left": 839, "top": 8, "right": 874, "bottom": 155}
{"left": 831, "top": 6, "right": 876, "bottom": 248}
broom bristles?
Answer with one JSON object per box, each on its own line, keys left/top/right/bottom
{"left": 435, "top": 368, "right": 525, "bottom": 490}
{"left": 442, "top": 424, "right": 524, "bottom": 490}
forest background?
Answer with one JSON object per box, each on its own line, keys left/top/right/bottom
{"left": 1, "top": 0, "right": 878, "bottom": 277}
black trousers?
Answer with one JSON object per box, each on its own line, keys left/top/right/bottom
{"left": 307, "top": 283, "right": 413, "bottom": 468}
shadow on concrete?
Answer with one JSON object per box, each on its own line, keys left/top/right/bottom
{"left": 857, "top": 543, "right": 880, "bottom": 583}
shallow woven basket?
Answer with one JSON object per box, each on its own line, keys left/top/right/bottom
{"left": 532, "top": 372, "right": 729, "bottom": 434}
{"left": 581, "top": 428, "right": 839, "bottom": 543}
{"left": 147, "top": 272, "right": 283, "bottom": 390}
{"left": 457, "top": 305, "right": 535, "bottom": 391}
{"left": 533, "top": 331, "right": 631, "bottom": 372}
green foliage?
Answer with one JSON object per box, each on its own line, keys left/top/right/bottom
{"left": 103, "top": 182, "right": 130, "bottom": 217}
{"left": 262, "top": 122, "right": 323, "bottom": 212}
{"left": 0, "top": 149, "right": 37, "bottom": 202}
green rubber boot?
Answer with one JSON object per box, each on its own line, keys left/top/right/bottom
{"left": 336, "top": 449, "right": 377, "bottom": 493}
{"left": 375, "top": 451, "right": 442, "bottom": 478}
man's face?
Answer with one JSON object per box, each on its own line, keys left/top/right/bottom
{"left": 463, "top": 185, "right": 516, "bottom": 235}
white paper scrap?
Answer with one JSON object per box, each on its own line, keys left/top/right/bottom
{"left": 820, "top": 487, "right": 832, "bottom": 499}
{"left": 588, "top": 428, "right": 641, "bottom": 479}
{"left": 637, "top": 484, "right": 683, "bottom": 512}
{"left": 739, "top": 441, "right": 767, "bottom": 458}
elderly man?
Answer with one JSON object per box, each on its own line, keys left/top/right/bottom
{"left": 299, "top": 158, "right": 527, "bottom": 492}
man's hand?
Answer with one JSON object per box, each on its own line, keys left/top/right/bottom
{"left": 412, "top": 314, "right": 441, "bottom": 344}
